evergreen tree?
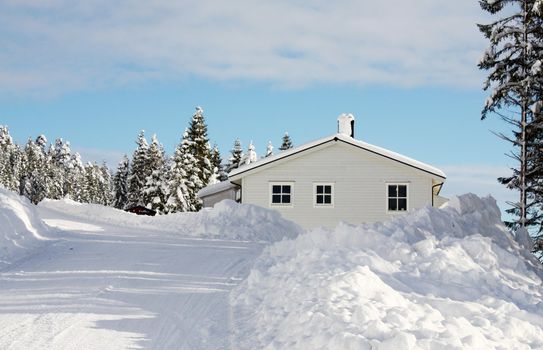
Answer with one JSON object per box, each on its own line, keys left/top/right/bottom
{"left": 20, "top": 136, "right": 51, "bottom": 204}
{"left": 81, "top": 162, "right": 112, "bottom": 205}
{"left": 210, "top": 145, "right": 226, "bottom": 183}
{"left": 126, "top": 130, "right": 150, "bottom": 207}
{"left": 225, "top": 138, "right": 244, "bottom": 173}
{"left": 142, "top": 134, "right": 169, "bottom": 212}
{"left": 478, "top": 0, "right": 543, "bottom": 233}
{"left": 0, "top": 126, "right": 20, "bottom": 192}
{"left": 68, "top": 152, "right": 85, "bottom": 202}
{"left": 243, "top": 141, "right": 258, "bottom": 165}
{"left": 187, "top": 106, "right": 214, "bottom": 189}
{"left": 167, "top": 130, "right": 201, "bottom": 212}
{"left": 112, "top": 155, "right": 130, "bottom": 209}
{"left": 279, "top": 132, "right": 293, "bottom": 151}
{"left": 265, "top": 141, "right": 274, "bottom": 157}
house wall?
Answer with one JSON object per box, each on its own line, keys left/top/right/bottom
{"left": 239, "top": 141, "right": 437, "bottom": 229}
{"left": 201, "top": 188, "right": 237, "bottom": 208}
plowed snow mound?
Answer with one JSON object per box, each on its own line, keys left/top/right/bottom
{"left": 0, "top": 188, "right": 49, "bottom": 268}
{"left": 39, "top": 199, "right": 302, "bottom": 242}
{"left": 231, "top": 194, "right": 543, "bottom": 350}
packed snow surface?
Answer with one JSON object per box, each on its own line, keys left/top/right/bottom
{"left": 0, "top": 188, "right": 49, "bottom": 269}
{"left": 231, "top": 194, "right": 543, "bottom": 350}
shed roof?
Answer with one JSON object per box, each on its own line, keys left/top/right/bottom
{"left": 197, "top": 180, "right": 238, "bottom": 198}
{"left": 229, "top": 133, "right": 446, "bottom": 180}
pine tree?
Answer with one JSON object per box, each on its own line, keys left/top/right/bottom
{"left": 265, "top": 141, "right": 274, "bottom": 157}
{"left": 478, "top": 0, "right": 543, "bottom": 233}
{"left": 243, "top": 141, "right": 258, "bottom": 165}
{"left": 0, "top": 126, "right": 20, "bottom": 192}
{"left": 210, "top": 145, "right": 226, "bottom": 183}
{"left": 112, "top": 155, "right": 130, "bottom": 209}
{"left": 279, "top": 132, "right": 293, "bottom": 151}
{"left": 187, "top": 106, "right": 214, "bottom": 189}
{"left": 225, "top": 139, "right": 244, "bottom": 173}
{"left": 127, "top": 130, "right": 150, "bottom": 207}
{"left": 142, "top": 134, "right": 169, "bottom": 212}
{"left": 167, "top": 130, "right": 201, "bottom": 212}
{"left": 20, "top": 136, "right": 51, "bottom": 204}
{"left": 68, "top": 152, "right": 85, "bottom": 202}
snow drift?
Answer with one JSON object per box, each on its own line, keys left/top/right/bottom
{"left": 39, "top": 199, "right": 302, "bottom": 243}
{"left": 0, "top": 188, "right": 49, "bottom": 269}
{"left": 231, "top": 194, "right": 543, "bottom": 350}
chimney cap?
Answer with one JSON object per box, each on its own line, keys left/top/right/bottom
{"left": 337, "top": 113, "right": 355, "bottom": 138}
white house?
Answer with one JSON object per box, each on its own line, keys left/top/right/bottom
{"left": 199, "top": 115, "right": 447, "bottom": 229}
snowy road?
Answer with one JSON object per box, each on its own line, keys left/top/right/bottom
{"left": 0, "top": 206, "right": 263, "bottom": 349}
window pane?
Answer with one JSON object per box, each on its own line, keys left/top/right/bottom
{"left": 398, "top": 199, "right": 407, "bottom": 211}
{"left": 282, "top": 185, "right": 291, "bottom": 194}
{"left": 272, "top": 195, "right": 281, "bottom": 203}
{"left": 282, "top": 195, "right": 291, "bottom": 203}
{"left": 388, "top": 198, "right": 397, "bottom": 211}
{"left": 398, "top": 185, "right": 407, "bottom": 197}
{"left": 316, "top": 186, "right": 323, "bottom": 194}
{"left": 272, "top": 185, "right": 281, "bottom": 194}
{"left": 316, "top": 195, "right": 323, "bottom": 204}
{"left": 388, "top": 185, "right": 397, "bottom": 197}
{"left": 324, "top": 195, "right": 331, "bottom": 204}
{"left": 324, "top": 186, "right": 332, "bottom": 194}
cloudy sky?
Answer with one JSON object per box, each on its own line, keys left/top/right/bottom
{"left": 0, "top": 1, "right": 518, "bottom": 212}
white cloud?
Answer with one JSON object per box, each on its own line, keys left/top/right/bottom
{"left": 0, "top": 0, "right": 489, "bottom": 95}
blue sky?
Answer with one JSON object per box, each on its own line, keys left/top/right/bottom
{"left": 0, "top": 1, "right": 518, "bottom": 211}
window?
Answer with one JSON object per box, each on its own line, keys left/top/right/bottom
{"left": 271, "top": 184, "right": 292, "bottom": 205}
{"left": 314, "top": 184, "right": 333, "bottom": 206}
{"left": 388, "top": 184, "right": 408, "bottom": 211}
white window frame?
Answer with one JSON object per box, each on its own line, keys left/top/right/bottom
{"left": 313, "top": 183, "right": 335, "bottom": 208}
{"left": 269, "top": 182, "right": 294, "bottom": 207}
{"left": 386, "top": 183, "right": 409, "bottom": 213}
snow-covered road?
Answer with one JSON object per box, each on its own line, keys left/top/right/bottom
{"left": 0, "top": 205, "right": 263, "bottom": 349}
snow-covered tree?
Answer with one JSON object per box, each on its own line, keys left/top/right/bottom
{"left": 112, "top": 155, "right": 130, "bottom": 209}
{"left": 243, "top": 141, "right": 258, "bottom": 165}
{"left": 225, "top": 139, "right": 243, "bottom": 173}
{"left": 20, "top": 136, "right": 51, "bottom": 204}
{"left": 0, "top": 126, "right": 21, "bottom": 192}
{"left": 127, "top": 130, "right": 150, "bottom": 207}
{"left": 80, "top": 162, "right": 112, "bottom": 205}
{"left": 265, "top": 141, "right": 274, "bottom": 157}
{"left": 142, "top": 134, "right": 169, "bottom": 213}
{"left": 187, "top": 106, "right": 214, "bottom": 189}
{"left": 478, "top": 0, "right": 543, "bottom": 232}
{"left": 210, "top": 145, "right": 226, "bottom": 183}
{"left": 167, "top": 130, "right": 201, "bottom": 212}
{"left": 279, "top": 132, "right": 293, "bottom": 151}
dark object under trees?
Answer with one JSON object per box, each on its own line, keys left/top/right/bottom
{"left": 478, "top": 0, "right": 543, "bottom": 235}
{"left": 125, "top": 205, "right": 156, "bottom": 216}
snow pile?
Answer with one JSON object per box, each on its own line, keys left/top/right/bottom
{"left": 0, "top": 188, "right": 49, "bottom": 268}
{"left": 231, "top": 194, "right": 543, "bottom": 349}
{"left": 39, "top": 199, "right": 302, "bottom": 242}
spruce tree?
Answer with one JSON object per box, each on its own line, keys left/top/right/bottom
{"left": 478, "top": 0, "right": 543, "bottom": 233}
{"left": 244, "top": 141, "right": 258, "bottom": 165}
{"left": 265, "top": 141, "right": 274, "bottom": 158}
{"left": 279, "top": 132, "right": 293, "bottom": 151}
{"left": 20, "top": 136, "right": 51, "bottom": 204}
{"left": 142, "top": 134, "right": 169, "bottom": 212}
{"left": 112, "top": 155, "right": 130, "bottom": 209}
{"left": 210, "top": 145, "right": 226, "bottom": 183}
{"left": 126, "top": 130, "right": 150, "bottom": 207}
{"left": 226, "top": 139, "right": 243, "bottom": 173}
{"left": 0, "top": 126, "right": 20, "bottom": 192}
{"left": 167, "top": 130, "right": 201, "bottom": 212}
{"left": 187, "top": 107, "right": 214, "bottom": 189}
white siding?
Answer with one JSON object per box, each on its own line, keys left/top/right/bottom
{"left": 239, "top": 141, "right": 436, "bottom": 229}
{"left": 201, "top": 188, "right": 237, "bottom": 208}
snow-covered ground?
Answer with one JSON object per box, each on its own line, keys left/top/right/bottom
{"left": 0, "top": 194, "right": 299, "bottom": 349}
{"left": 1, "top": 189, "right": 543, "bottom": 349}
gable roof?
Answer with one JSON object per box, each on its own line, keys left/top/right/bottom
{"left": 229, "top": 133, "right": 446, "bottom": 180}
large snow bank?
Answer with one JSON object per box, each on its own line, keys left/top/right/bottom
{"left": 39, "top": 199, "right": 302, "bottom": 243}
{"left": 231, "top": 194, "right": 543, "bottom": 350}
{"left": 0, "top": 188, "right": 49, "bottom": 268}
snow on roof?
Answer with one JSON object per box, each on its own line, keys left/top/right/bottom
{"left": 229, "top": 133, "right": 446, "bottom": 179}
{"left": 197, "top": 181, "right": 238, "bottom": 198}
